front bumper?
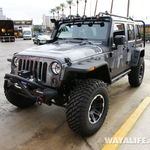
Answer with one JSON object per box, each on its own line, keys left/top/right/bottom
{"left": 40, "top": 40, "right": 46, "bottom": 44}
{"left": 4, "top": 73, "right": 58, "bottom": 105}
{"left": 23, "top": 36, "right": 31, "bottom": 39}
{"left": 0, "top": 36, "right": 15, "bottom": 42}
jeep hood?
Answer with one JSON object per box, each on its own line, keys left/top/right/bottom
{"left": 17, "top": 43, "right": 104, "bottom": 63}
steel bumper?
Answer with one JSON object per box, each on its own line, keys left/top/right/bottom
{"left": 4, "top": 73, "right": 58, "bottom": 105}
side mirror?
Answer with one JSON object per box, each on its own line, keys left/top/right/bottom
{"left": 114, "top": 35, "right": 126, "bottom": 45}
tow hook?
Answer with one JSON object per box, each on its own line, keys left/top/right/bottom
{"left": 37, "top": 101, "right": 42, "bottom": 105}
{"left": 37, "top": 96, "right": 43, "bottom": 105}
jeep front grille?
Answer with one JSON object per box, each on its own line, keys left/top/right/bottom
{"left": 18, "top": 59, "right": 47, "bottom": 83}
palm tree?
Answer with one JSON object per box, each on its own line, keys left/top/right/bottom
{"left": 60, "top": 3, "right": 66, "bottom": 18}
{"left": 110, "top": 0, "right": 114, "bottom": 14}
{"left": 50, "top": 8, "right": 56, "bottom": 19}
{"left": 66, "top": 0, "right": 75, "bottom": 15}
{"left": 127, "top": 0, "right": 130, "bottom": 17}
{"left": 83, "top": 0, "right": 87, "bottom": 15}
{"left": 94, "top": 0, "right": 98, "bottom": 16}
{"left": 56, "top": 6, "right": 61, "bottom": 20}
{"left": 76, "top": 0, "right": 82, "bottom": 16}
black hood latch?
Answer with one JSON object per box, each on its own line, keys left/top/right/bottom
{"left": 64, "top": 57, "right": 72, "bottom": 66}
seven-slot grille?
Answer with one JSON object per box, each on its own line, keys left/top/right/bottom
{"left": 18, "top": 58, "right": 47, "bottom": 83}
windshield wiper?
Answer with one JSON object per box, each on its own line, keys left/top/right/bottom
{"left": 58, "top": 38, "right": 66, "bottom": 40}
{"left": 72, "top": 38, "right": 93, "bottom": 45}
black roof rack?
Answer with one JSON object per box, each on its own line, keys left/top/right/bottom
{"left": 51, "top": 16, "right": 109, "bottom": 25}
{"left": 98, "top": 11, "right": 133, "bottom": 21}
{"left": 56, "top": 11, "right": 134, "bottom": 23}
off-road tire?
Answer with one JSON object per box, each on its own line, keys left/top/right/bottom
{"left": 66, "top": 79, "right": 109, "bottom": 137}
{"left": 5, "top": 88, "right": 36, "bottom": 108}
{"left": 128, "top": 57, "right": 145, "bottom": 87}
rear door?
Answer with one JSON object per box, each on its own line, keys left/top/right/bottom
{"left": 126, "top": 24, "right": 135, "bottom": 66}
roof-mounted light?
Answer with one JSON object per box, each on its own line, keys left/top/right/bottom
{"left": 68, "top": 15, "right": 75, "bottom": 20}
{"left": 82, "top": 15, "right": 87, "bottom": 20}
{"left": 71, "top": 16, "right": 74, "bottom": 20}
{"left": 96, "top": 15, "right": 100, "bottom": 19}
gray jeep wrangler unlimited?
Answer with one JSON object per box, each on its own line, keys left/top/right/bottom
{"left": 4, "top": 12, "right": 145, "bottom": 136}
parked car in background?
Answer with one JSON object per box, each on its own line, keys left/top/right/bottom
{"left": 33, "top": 34, "right": 50, "bottom": 45}
{"left": 23, "top": 27, "right": 32, "bottom": 40}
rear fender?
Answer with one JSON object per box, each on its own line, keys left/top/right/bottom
{"left": 131, "top": 48, "right": 145, "bottom": 67}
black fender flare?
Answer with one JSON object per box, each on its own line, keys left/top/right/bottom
{"left": 63, "top": 59, "right": 111, "bottom": 84}
{"left": 131, "top": 48, "right": 145, "bottom": 67}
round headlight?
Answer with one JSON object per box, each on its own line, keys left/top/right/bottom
{"left": 13, "top": 57, "right": 18, "bottom": 67}
{"left": 51, "top": 62, "right": 61, "bottom": 75}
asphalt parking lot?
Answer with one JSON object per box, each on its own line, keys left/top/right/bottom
{"left": 0, "top": 39, "right": 150, "bottom": 150}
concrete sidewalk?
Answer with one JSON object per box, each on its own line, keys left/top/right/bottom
{"left": 118, "top": 100, "right": 150, "bottom": 150}
{"left": 102, "top": 96, "right": 150, "bottom": 150}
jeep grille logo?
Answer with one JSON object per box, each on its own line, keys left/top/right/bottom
{"left": 29, "top": 57, "right": 36, "bottom": 61}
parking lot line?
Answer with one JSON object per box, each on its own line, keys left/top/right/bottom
{"left": 101, "top": 96, "right": 150, "bottom": 150}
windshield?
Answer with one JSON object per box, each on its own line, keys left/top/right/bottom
{"left": 23, "top": 31, "right": 31, "bottom": 35}
{"left": 38, "top": 35, "right": 49, "bottom": 39}
{"left": 56, "top": 21, "right": 109, "bottom": 40}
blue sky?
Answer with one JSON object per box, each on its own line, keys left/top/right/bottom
{"left": 1, "top": 0, "right": 149, "bottom": 24}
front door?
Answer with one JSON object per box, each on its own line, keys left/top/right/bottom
{"left": 109, "top": 23, "right": 128, "bottom": 77}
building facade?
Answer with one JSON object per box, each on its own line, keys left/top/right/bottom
{"left": 42, "top": 14, "right": 65, "bottom": 29}
{"left": 43, "top": 15, "right": 58, "bottom": 29}
{"left": 0, "top": 8, "right": 6, "bottom": 20}
{"left": 141, "top": 22, "right": 150, "bottom": 36}
{"left": 13, "top": 20, "right": 33, "bottom": 38}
